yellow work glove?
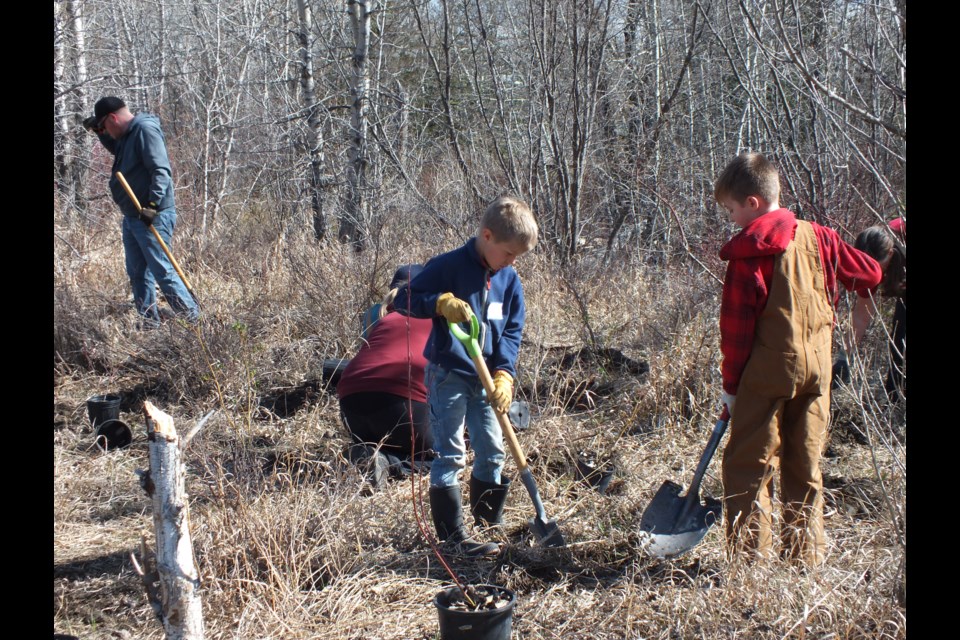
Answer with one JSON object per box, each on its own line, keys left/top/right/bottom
{"left": 436, "top": 292, "right": 472, "bottom": 324}
{"left": 489, "top": 370, "right": 514, "bottom": 414}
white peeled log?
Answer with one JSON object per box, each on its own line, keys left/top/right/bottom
{"left": 142, "top": 400, "right": 205, "bottom": 640}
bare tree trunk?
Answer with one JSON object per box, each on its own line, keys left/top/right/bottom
{"left": 139, "top": 401, "right": 205, "bottom": 640}
{"left": 343, "top": 0, "right": 373, "bottom": 249}
{"left": 67, "top": 0, "right": 89, "bottom": 216}
{"left": 157, "top": 0, "right": 166, "bottom": 106}
{"left": 297, "top": 0, "right": 327, "bottom": 240}
{"left": 54, "top": 2, "right": 70, "bottom": 214}
{"left": 54, "top": 0, "right": 89, "bottom": 220}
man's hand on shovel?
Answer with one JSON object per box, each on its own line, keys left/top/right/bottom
{"left": 139, "top": 205, "right": 158, "bottom": 226}
{"left": 114, "top": 171, "right": 199, "bottom": 307}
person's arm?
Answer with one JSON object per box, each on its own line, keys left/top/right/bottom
{"left": 95, "top": 130, "right": 117, "bottom": 155}
{"left": 137, "top": 122, "right": 174, "bottom": 208}
{"left": 719, "top": 258, "right": 765, "bottom": 395}
{"left": 831, "top": 234, "right": 882, "bottom": 298}
{"left": 851, "top": 293, "right": 877, "bottom": 347}
{"left": 392, "top": 258, "right": 446, "bottom": 319}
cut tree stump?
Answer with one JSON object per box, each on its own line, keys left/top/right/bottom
{"left": 138, "top": 400, "right": 205, "bottom": 640}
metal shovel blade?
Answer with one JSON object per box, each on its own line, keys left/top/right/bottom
{"left": 637, "top": 410, "right": 729, "bottom": 559}
{"left": 519, "top": 468, "right": 566, "bottom": 548}
{"left": 529, "top": 516, "right": 566, "bottom": 548}
{"left": 638, "top": 480, "right": 722, "bottom": 558}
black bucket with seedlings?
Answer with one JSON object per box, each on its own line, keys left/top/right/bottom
{"left": 95, "top": 419, "right": 133, "bottom": 451}
{"left": 434, "top": 584, "right": 516, "bottom": 640}
{"left": 86, "top": 394, "right": 122, "bottom": 429}
{"left": 575, "top": 450, "right": 616, "bottom": 494}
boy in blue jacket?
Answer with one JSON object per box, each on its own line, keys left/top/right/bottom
{"left": 394, "top": 196, "right": 538, "bottom": 556}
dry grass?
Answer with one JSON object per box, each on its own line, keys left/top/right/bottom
{"left": 54, "top": 207, "right": 905, "bottom": 639}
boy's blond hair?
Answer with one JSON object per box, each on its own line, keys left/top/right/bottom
{"left": 714, "top": 152, "right": 781, "bottom": 205}
{"left": 481, "top": 196, "right": 538, "bottom": 250}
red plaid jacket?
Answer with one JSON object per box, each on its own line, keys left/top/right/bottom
{"left": 719, "top": 209, "right": 882, "bottom": 394}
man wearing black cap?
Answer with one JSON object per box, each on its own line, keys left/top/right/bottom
{"left": 84, "top": 96, "right": 199, "bottom": 327}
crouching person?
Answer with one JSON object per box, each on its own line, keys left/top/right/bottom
{"left": 338, "top": 265, "right": 435, "bottom": 488}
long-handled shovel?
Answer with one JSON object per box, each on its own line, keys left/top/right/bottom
{"left": 449, "top": 315, "right": 566, "bottom": 548}
{"left": 114, "top": 171, "right": 199, "bottom": 306}
{"left": 637, "top": 407, "right": 730, "bottom": 558}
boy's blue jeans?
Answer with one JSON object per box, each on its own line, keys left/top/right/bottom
{"left": 427, "top": 363, "right": 505, "bottom": 488}
{"left": 121, "top": 209, "right": 199, "bottom": 324}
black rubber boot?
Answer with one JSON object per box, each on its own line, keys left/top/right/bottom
{"left": 469, "top": 474, "right": 511, "bottom": 527}
{"left": 429, "top": 485, "right": 500, "bottom": 557}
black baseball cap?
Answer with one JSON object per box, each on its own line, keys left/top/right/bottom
{"left": 389, "top": 264, "right": 423, "bottom": 289}
{"left": 94, "top": 96, "right": 126, "bottom": 126}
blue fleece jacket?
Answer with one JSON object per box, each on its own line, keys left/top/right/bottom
{"left": 97, "top": 113, "right": 175, "bottom": 215}
{"left": 393, "top": 237, "right": 525, "bottom": 379}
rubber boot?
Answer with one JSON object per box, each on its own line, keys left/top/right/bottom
{"left": 429, "top": 485, "right": 500, "bottom": 557}
{"left": 469, "top": 474, "right": 511, "bottom": 527}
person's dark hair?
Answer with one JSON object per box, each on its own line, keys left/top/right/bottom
{"left": 389, "top": 264, "right": 423, "bottom": 290}
{"left": 714, "top": 152, "right": 781, "bottom": 205}
{"left": 855, "top": 225, "right": 906, "bottom": 298}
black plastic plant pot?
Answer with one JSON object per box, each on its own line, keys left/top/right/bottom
{"left": 86, "top": 394, "right": 122, "bottom": 429}
{"left": 434, "top": 584, "right": 516, "bottom": 640}
{"left": 576, "top": 450, "right": 616, "bottom": 494}
{"left": 95, "top": 419, "right": 133, "bottom": 451}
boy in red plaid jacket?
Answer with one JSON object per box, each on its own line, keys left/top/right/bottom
{"left": 715, "top": 153, "right": 881, "bottom": 565}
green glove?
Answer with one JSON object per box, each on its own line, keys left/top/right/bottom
{"left": 436, "top": 293, "right": 472, "bottom": 324}
{"left": 490, "top": 370, "right": 514, "bottom": 414}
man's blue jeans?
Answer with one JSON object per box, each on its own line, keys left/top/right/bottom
{"left": 427, "top": 363, "right": 505, "bottom": 488}
{"left": 121, "top": 209, "right": 198, "bottom": 324}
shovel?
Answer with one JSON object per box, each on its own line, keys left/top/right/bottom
{"left": 638, "top": 407, "right": 730, "bottom": 558}
{"left": 449, "top": 315, "right": 566, "bottom": 548}
{"left": 115, "top": 171, "right": 200, "bottom": 306}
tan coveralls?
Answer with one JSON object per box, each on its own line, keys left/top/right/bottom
{"left": 721, "top": 220, "right": 833, "bottom": 565}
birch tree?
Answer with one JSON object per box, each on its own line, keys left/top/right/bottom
{"left": 297, "top": 0, "right": 328, "bottom": 240}
{"left": 336, "top": 0, "right": 372, "bottom": 249}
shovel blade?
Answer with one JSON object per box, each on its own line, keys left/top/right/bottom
{"left": 529, "top": 516, "right": 566, "bottom": 548}
{"left": 638, "top": 480, "right": 722, "bottom": 559}
{"left": 516, "top": 468, "right": 567, "bottom": 548}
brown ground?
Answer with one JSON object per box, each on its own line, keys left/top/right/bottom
{"left": 54, "top": 223, "right": 905, "bottom": 639}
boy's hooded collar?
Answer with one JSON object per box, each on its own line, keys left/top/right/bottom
{"left": 720, "top": 208, "right": 798, "bottom": 261}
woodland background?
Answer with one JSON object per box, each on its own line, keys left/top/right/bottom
{"left": 54, "top": 1, "right": 906, "bottom": 638}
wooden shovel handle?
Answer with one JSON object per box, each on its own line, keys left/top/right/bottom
{"left": 114, "top": 172, "right": 196, "bottom": 295}
{"left": 469, "top": 351, "right": 529, "bottom": 472}
{"left": 448, "top": 316, "right": 528, "bottom": 471}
